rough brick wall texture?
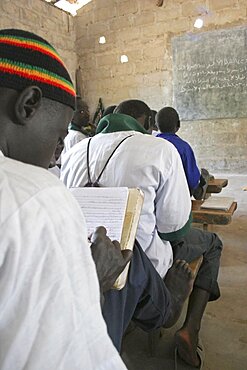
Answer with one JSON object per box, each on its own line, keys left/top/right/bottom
{"left": 75, "top": 0, "right": 247, "bottom": 173}
{"left": 0, "top": 0, "right": 246, "bottom": 173}
{"left": 0, "top": 0, "right": 77, "bottom": 82}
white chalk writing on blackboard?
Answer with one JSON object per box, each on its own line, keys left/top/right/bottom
{"left": 172, "top": 26, "right": 247, "bottom": 120}
{"left": 177, "top": 57, "right": 246, "bottom": 93}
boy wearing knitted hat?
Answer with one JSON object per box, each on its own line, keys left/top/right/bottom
{"left": 0, "top": 29, "right": 131, "bottom": 370}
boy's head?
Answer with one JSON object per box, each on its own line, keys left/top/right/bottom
{"left": 156, "top": 107, "right": 180, "bottom": 134}
{"left": 0, "top": 28, "right": 76, "bottom": 168}
{"left": 102, "top": 105, "right": 117, "bottom": 117}
{"left": 72, "top": 96, "right": 90, "bottom": 128}
{"left": 115, "top": 99, "right": 152, "bottom": 131}
{"left": 150, "top": 110, "right": 158, "bottom": 132}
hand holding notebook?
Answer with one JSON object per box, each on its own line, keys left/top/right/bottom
{"left": 70, "top": 187, "right": 144, "bottom": 289}
{"left": 90, "top": 226, "right": 132, "bottom": 293}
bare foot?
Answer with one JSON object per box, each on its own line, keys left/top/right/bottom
{"left": 175, "top": 328, "right": 201, "bottom": 367}
{"left": 163, "top": 260, "right": 194, "bottom": 328}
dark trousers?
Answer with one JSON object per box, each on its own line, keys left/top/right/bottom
{"left": 172, "top": 227, "right": 223, "bottom": 301}
{"left": 103, "top": 228, "right": 223, "bottom": 351}
{"left": 103, "top": 241, "right": 171, "bottom": 351}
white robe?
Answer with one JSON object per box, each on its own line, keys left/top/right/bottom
{"left": 60, "top": 131, "right": 191, "bottom": 278}
{"left": 0, "top": 152, "right": 126, "bottom": 370}
{"left": 63, "top": 129, "right": 87, "bottom": 155}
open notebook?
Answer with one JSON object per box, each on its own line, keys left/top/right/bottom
{"left": 70, "top": 187, "right": 144, "bottom": 289}
{"left": 201, "top": 196, "right": 235, "bottom": 211}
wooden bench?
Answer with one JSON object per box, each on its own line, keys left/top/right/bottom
{"left": 206, "top": 178, "right": 228, "bottom": 194}
{"left": 192, "top": 199, "right": 237, "bottom": 231}
{"left": 147, "top": 256, "right": 203, "bottom": 357}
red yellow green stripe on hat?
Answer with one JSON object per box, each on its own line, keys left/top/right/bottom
{"left": 0, "top": 34, "right": 66, "bottom": 67}
{"left": 0, "top": 29, "right": 76, "bottom": 109}
{"left": 0, "top": 58, "right": 75, "bottom": 96}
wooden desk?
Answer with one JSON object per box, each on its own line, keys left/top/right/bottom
{"left": 192, "top": 200, "right": 237, "bottom": 230}
{"left": 206, "top": 178, "right": 228, "bottom": 194}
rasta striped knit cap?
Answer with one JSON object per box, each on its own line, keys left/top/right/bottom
{"left": 0, "top": 29, "right": 76, "bottom": 109}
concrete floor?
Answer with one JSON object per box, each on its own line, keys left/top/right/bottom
{"left": 121, "top": 175, "right": 247, "bottom": 370}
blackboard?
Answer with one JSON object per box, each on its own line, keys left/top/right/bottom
{"left": 172, "top": 26, "right": 247, "bottom": 120}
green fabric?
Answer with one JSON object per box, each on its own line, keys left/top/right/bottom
{"left": 158, "top": 212, "right": 192, "bottom": 242}
{"left": 96, "top": 113, "right": 148, "bottom": 134}
{"left": 68, "top": 123, "right": 82, "bottom": 132}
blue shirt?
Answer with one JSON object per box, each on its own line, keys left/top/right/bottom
{"left": 157, "top": 133, "right": 200, "bottom": 192}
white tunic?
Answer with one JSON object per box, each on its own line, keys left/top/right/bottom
{"left": 0, "top": 152, "right": 126, "bottom": 370}
{"left": 48, "top": 164, "right": 60, "bottom": 177}
{"left": 60, "top": 131, "right": 191, "bottom": 278}
{"left": 63, "top": 129, "right": 87, "bottom": 155}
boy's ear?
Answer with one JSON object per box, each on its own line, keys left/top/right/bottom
{"left": 14, "top": 86, "right": 43, "bottom": 125}
{"left": 144, "top": 115, "right": 151, "bottom": 131}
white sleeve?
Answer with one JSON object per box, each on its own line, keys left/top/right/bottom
{"left": 155, "top": 145, "right": 192, "bottom": 240}
{"left": 0, "top": 184, "right": 126, "bottom": 370}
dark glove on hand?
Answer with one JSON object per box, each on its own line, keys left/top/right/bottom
{"left": 90, "top": 226, "right": 133, "bottom": 293}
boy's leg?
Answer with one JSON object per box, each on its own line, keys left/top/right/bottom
{"left": 172, "top": 228, "right": 223, "bottom": 367}
{"left": 103, "top": 241, "right": 194, "bottom": 351}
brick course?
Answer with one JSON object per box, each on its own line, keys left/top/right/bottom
{"left": 75, "top": 0, "right": 247, "bottom": 173}
{"left": 0, "top": 0, "right": 246, "bottom": 173}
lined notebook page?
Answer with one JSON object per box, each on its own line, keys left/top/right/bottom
{"left": 69, "top": 187, "right": 129, "bottom": 242}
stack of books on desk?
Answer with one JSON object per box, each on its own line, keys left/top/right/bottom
{"left": 201, "top": 196, "right": 235, "bottom": 211}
